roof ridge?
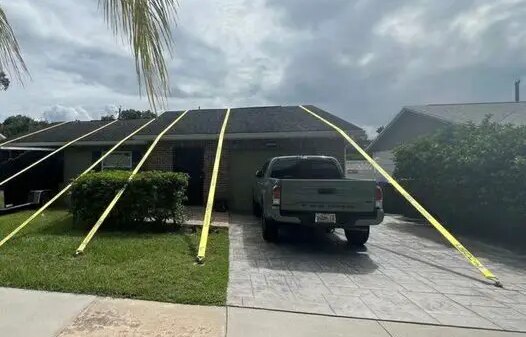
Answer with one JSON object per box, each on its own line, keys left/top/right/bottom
{"left": 409, "top": 101, "right": 526, "bottom": 108}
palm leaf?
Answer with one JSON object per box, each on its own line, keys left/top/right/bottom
{"left": 0, "top": 5, "right": 29, "bottom": 82}
{"left": 99, "top": 0, "right": 178, "bottom": 111}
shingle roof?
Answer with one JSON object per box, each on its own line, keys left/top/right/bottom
{"left": 367, "top": 101, "right": 526, "bottom": 153}
{"left": 4, "top": 105, "right": 363, "bottom": 145}
{"left": 4, "top": 120, "right": 112, "bottom": 144}
{"left": 405, "top": 102, "right": 526, "bottom": 126}
{"left": 138, "top": 105, "right": 362, "bottom": 136}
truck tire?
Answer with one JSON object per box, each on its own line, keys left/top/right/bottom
{"left": 262, "top": 216, "right": 279, "bottom": 242}
{"left": 344, "top": 227, "right": 370, "bottom": 245}
{"left": 252, "top": 199, "right": 262, "bottom": 217}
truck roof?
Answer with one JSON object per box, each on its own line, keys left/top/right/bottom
{"left": 271, "top": 155, "right": 336, "bottom": 160}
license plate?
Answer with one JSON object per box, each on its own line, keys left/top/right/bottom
{"left": 315, "top": 213, "right": 336, "bottom": 223}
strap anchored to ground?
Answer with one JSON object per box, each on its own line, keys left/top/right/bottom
{"left": 0, "top": 120, "right": 118, "bottom": 187}
{"left": 299, "top": 105, "right": 502, "bottom": 288}
{"left": 196, "top": 108, "right": 231, "bottom": 263}
{"left": 75, "top": 110, "right": 190, "bottom": 255}
{"left": 0, "top": 117, "right": 159, "bottom": 249}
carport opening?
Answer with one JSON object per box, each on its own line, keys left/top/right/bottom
{"left": 173, "top": 147, "right": 204, "bottom": 205}
{"left": 0, "top": 149, "right": 63, "bottom": 207}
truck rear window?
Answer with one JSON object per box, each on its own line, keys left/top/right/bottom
{"left": 270, "top": 158, "right": 341, "bottom": 179}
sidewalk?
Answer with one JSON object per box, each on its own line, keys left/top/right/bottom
{"left": 0, "top": 288, "right": 524, "bottom": 337}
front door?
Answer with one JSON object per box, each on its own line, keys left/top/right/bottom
{"left": 173, "top": 147, "right": 204, "bottom": 205}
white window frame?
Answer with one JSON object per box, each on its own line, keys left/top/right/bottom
{"left": 101, "top": 151, "right": 133, "bottom": 170}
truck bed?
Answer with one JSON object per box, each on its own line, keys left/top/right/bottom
{"left": 280, "top": 179, "right": 376, "bottom": 213}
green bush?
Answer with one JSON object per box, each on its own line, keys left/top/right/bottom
{"left": 70, "top": 170, "right": 188, "bottom": 229}
{"left": 393, "top": 117, "right": 526, "bottom": 243}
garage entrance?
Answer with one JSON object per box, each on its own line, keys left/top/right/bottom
{"left": 228, "top": 150, "right": 283, "bottom": 212}
{"left": 173, "top": 147, "right": 204, "bottom": 205}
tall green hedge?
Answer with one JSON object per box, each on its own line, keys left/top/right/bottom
{"left": 70, "top": 170, "right": 188, "bottom": 229}
{"left": 393, "top": 117, "right": 526, "bottom": 244}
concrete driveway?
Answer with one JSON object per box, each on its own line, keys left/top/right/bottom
{"left": 227, "top": 214, "right": 526, "bottom": 332}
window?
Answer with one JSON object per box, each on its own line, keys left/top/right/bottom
{"left": 261, "top": 161, "right": 270, "bottom": 175}
{"left": 270, "top": 158, "right": 341, "bottom": 179}
{"left": 102, "top": 151, "right": 132, "bottom": 170}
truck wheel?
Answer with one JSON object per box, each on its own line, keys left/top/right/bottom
{"left": 252, "top": 199, "right": 262, "bottom": 217}
{"left": 262, "top": 217, "right": 279, "bottom": 242}
{"left": 345, "top": 227, "right": 370, "bottom": 245}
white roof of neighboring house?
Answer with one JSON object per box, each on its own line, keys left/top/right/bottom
{"left": 405, "top": 101, "right": 526, "bottom": 126}
{"left": 0, "top": 133, "right": 6, "bottom": 140}
{"left": 368, "top": 101, "right": 526, "bottom": 153}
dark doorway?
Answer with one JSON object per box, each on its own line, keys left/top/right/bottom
{"left": 173, "top": 147, "right": 204, "bottom": 205}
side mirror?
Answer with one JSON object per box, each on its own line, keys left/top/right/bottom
{"left": 255, "top": 170, "right": 263, "bottom": 178}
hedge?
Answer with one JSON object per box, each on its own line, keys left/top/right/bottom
{"left": 70, "top": 170, "right": 188, "bottom": 229}
{"left": 393, "top": 117, "right": 526, "bottom": 247}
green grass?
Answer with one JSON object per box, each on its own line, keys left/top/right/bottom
{"left": 0, "top": 210, "right": 229, "bottom": 305}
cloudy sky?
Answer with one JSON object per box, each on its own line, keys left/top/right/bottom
{"left": 2, "top": 0, "right": 526, "bottom": 137}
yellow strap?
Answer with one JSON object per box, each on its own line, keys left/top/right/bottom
{"left": 299, "top": 105, "right": 501, "bottom": 286}
{"left": 75, "top": 110, "right": 190, "bottom": 254}
{"left": 196, "top": 108, "right": 231, "bottom": 263}
{"left": 0, "top": 120, "right": 119, "bottom": 186}
{"left": 0, "top": 117, "right": 159, "bottom": 249}
{"left": 0, "top": 121, "right": 70, "bottom": 147}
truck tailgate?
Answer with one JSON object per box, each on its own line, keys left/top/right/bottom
{"left": 280, "top": 179, "right": 376, "bottom": 213}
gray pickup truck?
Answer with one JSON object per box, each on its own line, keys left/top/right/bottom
{"left": 252, "top": 156, "right": 384, "bottom": 244}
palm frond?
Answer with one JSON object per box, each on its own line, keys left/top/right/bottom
{"left": 99, "top": 0, "right": 178, "bottom": 111}
{"left": 0, "top": 5, "right": 29, "bottom": 83}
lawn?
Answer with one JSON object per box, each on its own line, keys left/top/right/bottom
{"left": 0, "top": 209, "right": 229, "bottom": 305}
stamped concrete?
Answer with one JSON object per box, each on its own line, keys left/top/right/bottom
{"left": 227, "top": 214, "right": 526, "bottom": 332}
{"left": 58, "top": 297, "right": 225, "bottom": 337}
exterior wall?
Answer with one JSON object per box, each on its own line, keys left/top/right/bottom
{"left": 62, "top": 137, "right": 348, "bottom": 212}
{"left": 62, "top": 145, "right": 146, "bottom": 183}
{"left": 63, "top": 148, "right": 94, "bottom": 182}
{"left": 372, "top": 150, "right": 395, "bottom": 182}
{"left": 370, "top": 111, "right": 448, "bottom": 153}
{"left": 224, "top": 137, "right": 346, "bottom": 211}
{"left": 143, "top": 137, "right": 346, "bottom": 211}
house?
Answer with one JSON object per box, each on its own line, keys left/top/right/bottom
{"left": 367, "top": 102, "right": 526, "bottom": 181}
{"left": 0, "top": 133, "right": 6, "bottom": 141}
{"left": 5, "top": 105, "right": 365, "bottom": 212}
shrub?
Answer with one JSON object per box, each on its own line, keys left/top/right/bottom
{"left": 393, "top": 117, "right": 526, "bottom": 244}
{"left": 70, "top": 170, "right": 188, "bottom": 229}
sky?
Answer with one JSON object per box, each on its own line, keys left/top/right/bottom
{"left": 2, "top": 0, "right": 526, "bottom": 138}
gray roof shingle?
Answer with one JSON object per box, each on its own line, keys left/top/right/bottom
{"left": 4, "top": 105, "right": 363, "bottom": 145}
{"left": 138, "top": 105, "right": 362, "bottom": 135}
{"left": 405, "top": 102, "right": 526, "bottom": 126}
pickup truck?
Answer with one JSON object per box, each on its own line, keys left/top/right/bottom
{"left": 252, "top": 156, "right": 384, "bottom": 244}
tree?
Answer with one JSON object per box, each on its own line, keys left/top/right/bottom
{"left": 119, "top": 109, "right": 157, "bottom": 119}
{"left": 393, "top": 117, "right": 526, "bottom": 231}
{"left": 101, "top": 115, "right": 116, "bottom": 121}
{"left": 0, "top": 115, "right": 49, "bottom": 137}
{"left": 0, "top": 1, "right": 178, "bottom": 110}
{"left": 0, "top": 71, "right": 9, "bottom": 90}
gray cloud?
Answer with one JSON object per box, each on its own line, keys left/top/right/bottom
{"left": 262, "top": 0, "right": 526, "bottom": 130}
{"left": 2, "top": 0, "right": 526, "bottom": 136}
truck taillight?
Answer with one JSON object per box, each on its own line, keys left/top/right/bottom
{"left": 272, "top": 185, "right": 281, "bottom": 206}
{"left": 375, "top": 185, "right": 383, "bottom": 208}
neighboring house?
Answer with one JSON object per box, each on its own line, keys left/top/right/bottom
{"left": 0, "top": 133, "right": 6, "bottom": 141}
{"left": 7, "top": 105, "right": 366, "bottom": 212}
{"left": 367, "top": 102, "right": 526, "bottom": 181}
{"left": 345, "top": 160, "right": 374, "bottom": 180}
